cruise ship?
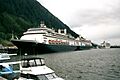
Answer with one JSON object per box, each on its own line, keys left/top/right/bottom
{"left": 11, "top": 22, "right": 92, "bottom": 55}
{"left": 101, "top": 41, "right": 111, "bottom": 48}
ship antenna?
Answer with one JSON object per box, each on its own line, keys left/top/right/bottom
{"left": 11, "top": 31, "right": 14, "bottom": 40}
{"left": 40, "top": 21, "right": 45, "bottom": 27}
{"left": 15, "top": 35, "right": 18, "bottom": 40}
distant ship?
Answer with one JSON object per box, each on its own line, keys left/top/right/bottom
{"left": 11, "top": 22, "right": 92, "bottom": 55}
{"left": 101, "top": 41, "right": 111, "bottom": 48}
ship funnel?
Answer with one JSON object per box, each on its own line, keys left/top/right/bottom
{"left": 58, "top": 29, "right": 61, "bottom": 34}
{"left": 64, "top": 29, "right": 67, "bottom": 34}
{"left": 40, "top": 21, "right": 45, "bottom": 28}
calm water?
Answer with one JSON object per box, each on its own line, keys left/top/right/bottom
{"left": 13, "top": 48, "right": 120, "bottom": 80}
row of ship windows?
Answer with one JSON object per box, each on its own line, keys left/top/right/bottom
{"left": 47, "top": 40, "right": 91, "bottom": 46}
{"left": 48, "top": 40, "right": 69, "bottom": 45}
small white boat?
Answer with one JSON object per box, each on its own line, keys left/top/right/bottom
{"left": 18, "top": 57, "right": 64, "bottom": 80}
{"left": 0, "top": 53, "right": 20, "bottom": 79}
{"left": 0, "top": 53, "right": 17, "bottom": 61}
{"left": 0, "top": 53, "right": 64, "bottom": 80}
{"left": 0, "top": 53, "right": 19, "bottom": 75}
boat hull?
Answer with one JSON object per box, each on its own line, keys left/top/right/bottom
{"left": 11, "top": 40, "right": 92, "bottom": 55}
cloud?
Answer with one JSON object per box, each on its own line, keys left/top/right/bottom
{"left": 38, "top": 0, "right": 120, "bottom": 45}
{"left": 68, "top": 0, "right": 120, "bottom": 45}
{"left": 72, "top": 24, "right": 120, "bottom": 45}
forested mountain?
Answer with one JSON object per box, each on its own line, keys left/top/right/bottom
{"left": 0, "top": 0, "right": 78, "bottom": 45}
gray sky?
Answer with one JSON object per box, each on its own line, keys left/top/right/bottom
{"left": 37, "top": 0, "right": 120, "bottom": 45}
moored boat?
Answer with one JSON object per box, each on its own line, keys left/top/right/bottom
{"left": 11, "top": 22, "right": 92, "bottom": 54}
{"left": 0, "top": 53, "right": 20, "bottom": 80}
{"left": 18, "top": 57, "right": 64, "bottom": 80}
{"left": 0, "top": 53, "right": 64, "bottom": 80}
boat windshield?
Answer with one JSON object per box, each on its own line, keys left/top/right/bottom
{"left": 21, "top": 58, "right": 45, "bottom": 68}
{"left": 37, "top": 73, "right": 58, "bottom": 80}
{"left": 45, "top": 73, "right": 58, "bottom": 79}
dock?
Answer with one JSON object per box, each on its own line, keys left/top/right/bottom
{"left": 0, "top": 76, "right": 7, "bottom": 80}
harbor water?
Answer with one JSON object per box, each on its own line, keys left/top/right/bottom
{"left": 12, "top": 48, "right": 120, "bottom": 80}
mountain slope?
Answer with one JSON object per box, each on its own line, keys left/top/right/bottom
{"left": 0, "top": 0, "right": 78, "bottom": 44}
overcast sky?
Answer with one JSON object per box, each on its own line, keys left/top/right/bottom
{"left": 37, "top": 0, "right": 120, "bottom": 45}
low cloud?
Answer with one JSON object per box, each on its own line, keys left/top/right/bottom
{"left": 38, "top": 0, "right": 120, "bottom": 45}
{"left": 72, "top": 24, "right": 120, "bottom": 45}
{"left": 69, "top": 1, "right": 120, "bottom": 45}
